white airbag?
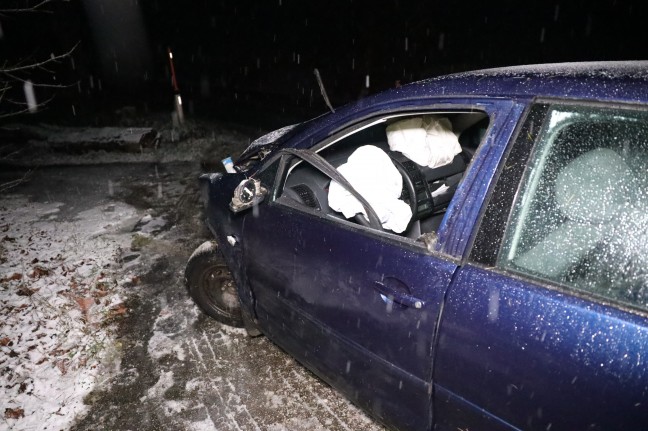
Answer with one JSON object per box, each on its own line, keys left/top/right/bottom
{"left": 327, "top": 145, "right": 412, "bottom": 233}
{"left": 386, "top": 117, "right": 462, "bottom": 168}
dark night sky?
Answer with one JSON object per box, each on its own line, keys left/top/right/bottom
{"left": 1, "top": 0, "right": 647, "bottom": 126}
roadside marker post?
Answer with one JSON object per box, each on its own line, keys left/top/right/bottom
{"left": 168, "top": 48, "right": 184, "bottom": 125}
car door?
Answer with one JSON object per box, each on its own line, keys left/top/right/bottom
{"left": 245, "top": 200, "right": 454, "bottom": 431}
{"left": 241, "top": 101, "right": 523, "bottom": 431}
{"left": 434, "top": 102, "right": 648, "bottom": 430}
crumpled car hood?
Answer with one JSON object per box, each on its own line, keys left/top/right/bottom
{"left": 236, "top": 124, "right": 301, "bottom": 171}
{"left": 236, "top": 111, "right": 332, "bottom": 171}
{"left": 239, "top": 124, "right": 298, "bottom": 160}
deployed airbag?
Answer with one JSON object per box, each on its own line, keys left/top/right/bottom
{"left": 386, "top": 117, "right": 462, "bottom": 168}
{"left": 328, "top": 145, "right": 412, "bottom": 233}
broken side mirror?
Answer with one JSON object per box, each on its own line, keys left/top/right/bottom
{"left": 229, "top": 178, "right": 267, "bottom": 213}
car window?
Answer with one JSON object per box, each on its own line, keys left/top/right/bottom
{"left": 498, "top": 104, "right": 648, "bottom": 311}
{"left": 275, "top": 111, "right": 490, "bottom": 241}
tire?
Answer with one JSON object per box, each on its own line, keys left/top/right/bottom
{"left": 185, "top": 241, "right": 244, "bottom": 327}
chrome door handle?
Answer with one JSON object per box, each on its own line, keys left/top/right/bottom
{"left": 373, "top": 281, "right": 425, "bottom": 309}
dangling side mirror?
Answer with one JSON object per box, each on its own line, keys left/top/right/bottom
{"left": 229, "top": 178, "right": 267, "bottom": 213}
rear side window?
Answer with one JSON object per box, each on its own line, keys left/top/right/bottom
{"left": 498, "top": 105, "right": 648, "bottom": 311}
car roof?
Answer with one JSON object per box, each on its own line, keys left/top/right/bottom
{"left": 242, "top": 62, "right": 648, "bottom": 168}
{"left": 320, "top": 62, "right": 648, "bottom": 136}
{"left": 398, "top": 61, "right": 648, "bottom": 104}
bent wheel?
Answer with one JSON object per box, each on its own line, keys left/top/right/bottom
{"left": 185, "top": 241, "right": 244, "bottom": 327}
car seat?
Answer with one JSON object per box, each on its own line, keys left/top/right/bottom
{"left": 514, "top": 148, "right": 637, "bottom": 280}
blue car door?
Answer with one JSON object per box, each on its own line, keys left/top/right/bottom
{"left": 241, "top": 101, "right": 523, "bottom": 431}
{"left": 434, "top": 103, "right": 648, "bottom": 430}
{"left": 244, "top": 204, "right": 455, "bottom": 431}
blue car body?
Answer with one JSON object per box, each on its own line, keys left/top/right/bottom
{"left": 200, "top": 62, "right": 648, "bottom": 431}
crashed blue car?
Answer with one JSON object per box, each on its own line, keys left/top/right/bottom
{"left": 186, "top": 62, "right": 648, "bottom": 431}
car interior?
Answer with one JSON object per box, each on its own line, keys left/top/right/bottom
{"left": 276, "top": 112, "right": 490, "bottom": 240}
{"left": 500, "top": 111, "right": 648, "bottom": 308}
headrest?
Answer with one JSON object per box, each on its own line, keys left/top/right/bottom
{"left": 555, "top": 148, "right": 635, "bottom": 223}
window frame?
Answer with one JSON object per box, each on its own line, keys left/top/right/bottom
{"left": 262, "top": 107, "right": 492, "bottom": 250}
{"left": 469, "top": 98, "right": 648, "bottom": 315}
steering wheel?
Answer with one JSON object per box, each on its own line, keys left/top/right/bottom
{"left": 354, "top": 159, "right": 418, "bottom": 229}
{"left": 393, "top": 160, "right": 418, "bottom": 216}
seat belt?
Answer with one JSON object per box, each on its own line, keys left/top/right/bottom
{"left": 279, "top": 148, "right": 383, "bottom": 230}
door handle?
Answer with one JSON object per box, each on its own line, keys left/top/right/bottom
{"left": 373, "top": 281, "right": 425, "bottom": 309}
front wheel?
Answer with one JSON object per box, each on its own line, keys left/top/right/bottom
{"left": 185, "top": 241, "right": 244, "bottom": 327}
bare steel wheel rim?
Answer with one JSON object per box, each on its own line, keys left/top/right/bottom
{"left": 200, "top": 263, "right": 239, "bottom": 318}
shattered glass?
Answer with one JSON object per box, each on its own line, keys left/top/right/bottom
{"left": 499, "top": 105, "right": 648, "bottom": 310}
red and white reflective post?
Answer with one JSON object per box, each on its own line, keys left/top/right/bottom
{"left": 168, "top": 47, "right": 184, "bottom": 125}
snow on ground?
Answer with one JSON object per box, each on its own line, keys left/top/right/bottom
{"left": 0, "top": 119, "right": 386, "bottom": 431}
{"left": 0, "top": 195, "right": 141, "bottom": 430}
{"left": 135, "top": 297, "right": 384, "bottom": 431}
{"left": 0, "top": 117, "right": 258, "bottom": 430}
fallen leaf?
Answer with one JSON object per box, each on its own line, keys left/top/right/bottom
{"left": 16, "top": 285, "right": 38, "bottom": 297}
{"left": 16, "top": 284, "right": 39, "bottom": 296}
{"left": 74, "top": 296, "right": 94, "bottom": 314}
{"left": 0, "top": 273, "right": 22, "bottom": 283}
{"left": 108, "top": 303, "right": 128, "bottom": 318}
{"left": 93, "top": 289, "right": 109, "bottom": 298}
{"left": 30, "top": 266, "right": 50, "bottom": 279}
{"left": 113, "top": 303, "right": 127, "bottom": 313}
{"left": 55, "top": 359, "right": 69, "bottom": 375}
{"left": 4, "top": 407, "right": 24, "bottom": 419}
{"left": 0, "top": 337, "right": 11, "bottom": 346}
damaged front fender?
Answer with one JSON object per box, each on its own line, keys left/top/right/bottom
{"left": 198, "top": 170, "right": 257, "bottom": 320}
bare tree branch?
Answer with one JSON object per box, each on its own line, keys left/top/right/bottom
{"left": 0, "top": 94, "right": 56, "bottom": 118}
{"left": 313, "top": 69, "right": 335, "bottom": 114}
{"left": 1, "top": 43, "right": 78, "bottom": 74}
{"left": 0, "top": 0, "right": 53, "bottom": 14}
{"left": 0, "top": 170, "right": 33, "bottom": 194}
{"left": 0, "top": 1, "right": 77, "bottom": 119}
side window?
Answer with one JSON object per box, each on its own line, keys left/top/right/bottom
{"left": 498, "top": 105, "right": 648, "bottom": 311}
{"left": 276, "top": 112, "right": 490, "bottom": 241}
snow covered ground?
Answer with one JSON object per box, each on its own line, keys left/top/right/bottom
{"left": 0, "top": 195, "right": 140, "bottom": 430}
{"left": 0, "top": 119, "right": 241, "bottom": 429}
{"left": 0, "top": 119, "right": 385, "bottom": 431}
